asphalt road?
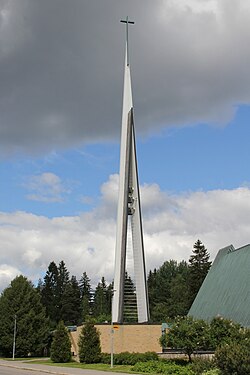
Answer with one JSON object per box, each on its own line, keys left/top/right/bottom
{"left": 0, "top": 360, "right": 125, "bottom": 375}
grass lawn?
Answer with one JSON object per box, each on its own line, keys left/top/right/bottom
{"left": 25, "top": 359, "right": 136, "bottom": 373}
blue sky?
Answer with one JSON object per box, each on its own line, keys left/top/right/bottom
{"left": 1, "top": 0, "right": 250, "bottom": 290}
{"left": 1, "top": 104, "right": 250, "bottom": 217}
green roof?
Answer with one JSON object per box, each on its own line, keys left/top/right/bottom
{"left": 188, "top": 244, "right": 250, "bottom": 327}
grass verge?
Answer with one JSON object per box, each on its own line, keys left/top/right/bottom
{"left": 24, "top": 359, "right": 136, "bottom": 373}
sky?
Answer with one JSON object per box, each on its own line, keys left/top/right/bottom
{"left": 1, "top": 0, "right": 250, "bottom": 291}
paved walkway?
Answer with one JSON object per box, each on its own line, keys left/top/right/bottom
{"left": 0, "top": 359, "right": 125, "bottom": 375}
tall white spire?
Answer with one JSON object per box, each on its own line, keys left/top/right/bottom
{"left": 112, "top": 18, "right": 149, "bottom": 324}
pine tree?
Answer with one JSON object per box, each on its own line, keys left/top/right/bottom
{"left": 50, "top": 320, "right": 71, "bottom": 363}
{"left": 188, "top": 239, "right": 212, "bottom": 304}
{"left": 61, "top": 276, "right": 81, "bottom": 326}
{"left": 93, "top": 277, "right": 108, "bottom": 319}
{"left": 0, "top": 275, "right": 49, "bottom": 357}
{"left": 79, "top": 272, "right": 92, "bottom": 321}
{"left": 106, "top": 282, "right": 113, "bottom": 316}
{"left": 56, "top": 260, "right": 70, "bottom": 318}
{"left": 147, "top": 268, "right": 159, "bottom": 317}
{"left": 78, "top": 321, "right": 101, "bottom": 363}
{"left": 41, "top": 261, "right": 59, "bottom": 325}
{"left": 40, "top": 260, "right": 70, "bottom": 325}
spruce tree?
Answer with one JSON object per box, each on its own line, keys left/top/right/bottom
{"left": 40, "top": 261, "right": 59, "bottom": 325}
{"left": 57, "top": 261, "right": 70, "bottom": 299}
{"left": 50, "top": 320, "right": 71, "bottom": 363}
{"left": 0, "top": 275, "right": 49, "bottom": 357}
{"left": 78, "top": 321, "right": 101, "bottom": 363}
{"left": 79, "top": 272, "right": 92, "bottom": 321}
{"left": 40, "top": 260, "right": 70, "bottom": 325}
{"left": 93, "top": 277, "right": 108, "bottom": 319}
{"left": 61, "top": 276, "right": 81, "bottom": 325}
{"left": 188, "top": 239, "right": 212, "bottom": 304}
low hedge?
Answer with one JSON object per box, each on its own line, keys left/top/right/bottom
{"left": 100, "top": 351, "right": 158, "bottom": 365}
{"left": 132, "top": 360, "right": 194, "bottom": 374}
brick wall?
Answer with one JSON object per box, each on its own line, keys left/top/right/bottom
{"left": 70, "top": 324, "right": 162, "bottom": 355}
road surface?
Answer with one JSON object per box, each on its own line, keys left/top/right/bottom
{"left": 0, "top": 360, "right": 125, "bottom": 375}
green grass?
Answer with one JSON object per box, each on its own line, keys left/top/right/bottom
{"left": 1, "top": 357, "right": 45, "bottom": 361}
{"left": 25, "top": 359, "right": 136, "bottom": 373}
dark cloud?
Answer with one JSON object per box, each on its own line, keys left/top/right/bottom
{"left": 1, "top": 0, "right": 250, "bottom": 156}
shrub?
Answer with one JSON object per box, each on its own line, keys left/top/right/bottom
{"left": 189, "top": 358, "right": 216, "bottom": 375}
{"left": 214, "top": 339, "right": 250, "bottom": 375}
{"left": 100, "top": 352, "right": 110, "bottom": 364}
{"left": 78, "top": 321, "right": 101, "bottom": 363}
{"left": 132, "top": 360, "right": 194, "bottom": 374}
{"left": 50, "top": 320, "right": 71, "bottom": 363}
{"left": 201, "top": 370, "right": 220, "bottom": 375}
{"left": 100, "top": 351, "right": 158, "bottom": 365}
{"left": 209, "top": 316, "right": 243, "bottom": 349}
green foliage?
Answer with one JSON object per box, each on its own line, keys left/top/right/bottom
{"left": 0, "top": 275, "right": 49, "bottom": 357}
{"left": 40, "top": 261, "right": 59, "bottom": 325}
{"left": 61, "top": 276, "right": 81, "bottom": 326}
{"left": 79, "top": 272, "right": 92, "bottom": 321}
{"left": 214, "top": 339, "right": 250, "bottom": 375}
{"left": 78, "top": 321, "right": 101, "bottom": 363}
{"left": 132, "top": 360, "right": 194, "bottom": 374}
{"left": 39, "top": 261, "right": 112, "bottom": 325}
{"left": 93, "top": 277, "right": 112, "bottom": 319}
{"left": 40, "top": 261, "right": 83, "bottom": 326}
{"left": 100, "top": 351, "right": 158, "bottom": 365}
{"left": 189, "top": 358, "right": 216, "bottom": 375}
{"left": 168, "top": 274, "right": 191, "bottom": 317}
{"left": 160, "top": 316, "right": 250, "bottom": 373}
{"left": 93, "top": 314, "right": 111, "bottom": 323}
{"left": 50, "top": 320, "right": 71, "bottom": 363}
{"left": 160, "top": 316, "right": 210, "bottom": 362}
{"left": 209, "top": 316, "right": 243, "bottom": 349}
{"left": 150, "top": 303, "right": 170, "bottom": 323}
{"left": 148, "top": 260, "right": 191, "bottom": 321}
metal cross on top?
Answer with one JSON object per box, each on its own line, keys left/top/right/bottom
{"left": 120, "top": 16, "right": 135, "bottom": 66}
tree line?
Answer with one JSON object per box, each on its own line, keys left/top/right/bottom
{"left": 37, "top": 239, "right": 211, "bottom": 325}
{"left": 37, "top": 261, "right": 113, "bottom": 327}
{"left": 148, "top": 239, "right": 211, "bottom": 321}
{"left": 0, "top": 239, "right": 211, "bottom": 357}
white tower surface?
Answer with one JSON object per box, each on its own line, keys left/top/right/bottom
{"left": 112, "top": 18, "right": 150, "bottom": 324}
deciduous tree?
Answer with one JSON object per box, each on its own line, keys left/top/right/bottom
{"left": 160, "top": 316, "right": 210, "bottom": 362}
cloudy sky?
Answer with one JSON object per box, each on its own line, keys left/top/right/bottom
{"left": 1, "top": 0, "right": 250, "bottom": 291}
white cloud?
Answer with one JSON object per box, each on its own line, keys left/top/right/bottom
{"left": 24, "top": 172, "right": 69, "bottom": 202}
{"left": 0, "top": 264, "right": 22, "bottom": 292}
{"left": 1, "top": 175, "right": 250, "bottom": 292}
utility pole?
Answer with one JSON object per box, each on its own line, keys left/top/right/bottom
{"left": 12, "top": 314, "right": 17, "bottom": 360}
